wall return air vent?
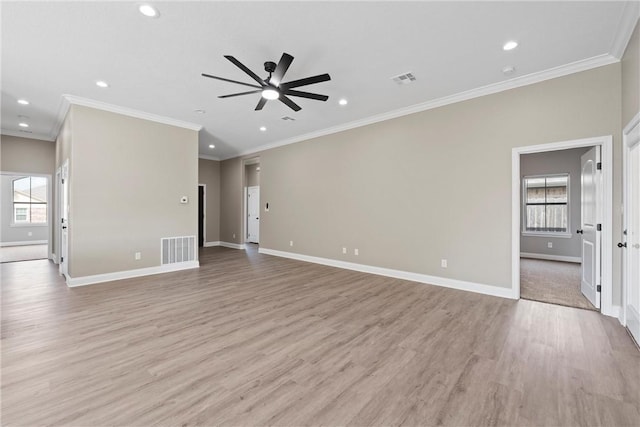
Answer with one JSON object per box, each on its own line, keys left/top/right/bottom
{"left": 391, "top": 72, "right": 416, "bottom": 85}
{"left": 161, "top": 236, "right": 196, "bottom": 265}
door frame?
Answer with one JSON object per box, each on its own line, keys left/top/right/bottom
{"left": 198, "top": 183, "right": 206, "bottom": 247}
{"left": 59, "top": 159, "right": 69, "bottom": 278}
{"left": 241, "top": 156, "right": 260, "bottom": 245}
{"left": 511, "top": 135, "right": 614, "bottom": 316}
{"left": 621, "top": 112, "right": 640, "bottom": 327}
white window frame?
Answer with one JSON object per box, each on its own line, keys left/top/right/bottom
{"left": 521, "top": 173, "right": 572, "bottom": 238}
{"left": 10, "top": 175, "right": 49, "bottom": 227}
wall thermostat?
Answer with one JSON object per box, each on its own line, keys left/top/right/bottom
{"left": 180, "top": 196, "right": 188, "bottom": 204}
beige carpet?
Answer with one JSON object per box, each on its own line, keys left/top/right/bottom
{"left": 0, "top": 244, "right": 48, "bottom": 263}
{"left": 520, "top": 258, "right": 597, "bottom": 311}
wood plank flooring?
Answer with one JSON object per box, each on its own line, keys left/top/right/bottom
{"left": 2, "top": 246, "right": 639, "bottom": 426}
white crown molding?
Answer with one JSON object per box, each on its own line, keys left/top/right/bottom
{"left": 259, "top": 248, "right": 516, "bottom": 300}
{"left": 610, "top": 2, "right": 640, "bottom": 59}
{"left": 1, "top": 129, "right": 55, "bottom": 142}
{"left": 199, "top": 154, "right": 221, "bottom": 161}
{"left": 66, "top": 260, "right": 199, "bottom": 287}
{"left": 58, "top": 95, "right": 203, "bottom": 134}
{"left": 229, "top": 54, "right": 618, "bottom": 160}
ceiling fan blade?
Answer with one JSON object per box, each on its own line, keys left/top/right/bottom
{"left": 218, "top": 90, "right": 262, "bottom": 98}
{"left": 281, "top": 73, "right": 331, "bottom": 89}
{"left": 202, "top": 73, "right": 262, "bottom": 89}
{"left": 283, "top": 89, "right": 329, "bottom": 101}
{"left": 224, "top": 55, "right": 266, "bottom": 87}
{"left": 255, "top": 97, "right": 268, "bottom": 111}
{"left": 279, "top": 95, "right": 301, "bottom": 112}
{"left": 270, "top": 53, "right": 294, "bottom": 87}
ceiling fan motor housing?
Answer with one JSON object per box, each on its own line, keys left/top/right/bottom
{"left": 264, "top": 61, "right": 277, "bottom": 73}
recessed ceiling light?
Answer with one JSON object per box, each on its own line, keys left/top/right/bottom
{"left": 209, "top": 144, "right": 215, "bottom": 149}
{"left": 139, "top": 4, "right": 159, "bottom": 18}
{"left": 18, "top": 122, "right": 29, "bottom": 128}
{"left": 503, "top": 41, "right": 518, "bottom": 51}
{"left": 338, "top": 98, "right": 348, "bottom": 106}
{"left": 194, "top": 109, "right": 206, "bottom": 114}
{"left": 17, "top": 99, "right": 29, "bottom": 105}
{"left": 259, "top": 126, "right": 267, "bottom": 132}
{"left": 261, "top": 89, "right": 279, "bottom": 100}
{"left": 502, "top": 66, "right": 516, "bottom": 75}
{"left": 96, "top": 80, "right": 109, "bottom": 88}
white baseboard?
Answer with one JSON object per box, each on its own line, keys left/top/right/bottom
{"left": 220, "top": 242, "right": 246, "bottom": 250}
{"left": 259, "top": 248, "right": 516, "bottom": 300}
{"left": 0, "top": 240, "right": 48, "bottom": 247}
{"left": 67, "top": 261, "right": 200, "bottom": 287}
{"left": 603, "top": 304, "right": 621, "bottom": 321}
{"left": 203, "top": 241, "right": 245, "bottom": 250}
{"left": 51, "top": 253, "right": 58, "bottom": 264}
{"left": 520, "top": 252, "right": 581, "bottom": 263}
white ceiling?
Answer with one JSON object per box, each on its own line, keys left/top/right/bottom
{"left": 1, "top": 1, "right": 637, "bottom": 160}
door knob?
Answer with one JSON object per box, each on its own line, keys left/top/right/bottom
{"left": 576, "top": 229, "right": 583, "bottom": 234}
{"left": 62, "top": 226, "right": 67, "bottom": 230}
{"left": 617, "top": 242, "right": 627, "bottom": 248}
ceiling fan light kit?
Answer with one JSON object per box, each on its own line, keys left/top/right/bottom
{"left": 202, "top": 52, "right": 331, "bottom": 112}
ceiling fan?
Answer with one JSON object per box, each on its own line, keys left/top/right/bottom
{"left": 202, "top": 53, "right": 331, "bottom": 112}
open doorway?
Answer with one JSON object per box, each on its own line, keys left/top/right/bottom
{"left": 198, "top": 184, "right": 206, "bottom": 248}
{"left": 519, "top": 147, "right": 596, "bottom": 310}
{"left": 512, "top": 136, "right": 614, "bottom": 315}
{"left": 243, "top": 158, "right": 260, "bottom": 249}
{"left": 0, "top": 171, "right": 52, "bottom": 263}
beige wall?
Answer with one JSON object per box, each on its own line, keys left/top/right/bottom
{"left": 198, "top": 158, "right": 221, "bottom": 243}
{"left": 221, "top": 64, "right": 622, "bottom": 297}
{"left": 520, "top": 147, "right": 590, "bottom": 259}
{"left": 61, "top": 105, "right": 198, "bottom": 277}
{"left": 1, "top": 134, "right": 56, "bottom": 248}
{"left": 1, "top": 135, "right": 56, "bottom": 174}
{"left": 245, "top": 164, "right": 260, "bottom": 187}
{"left": 622, "top": 19, "right": 639, "bottom": 127}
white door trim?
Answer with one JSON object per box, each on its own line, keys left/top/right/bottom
{"left": 241, "top": 157, "right": 260, "bottom": 244}
{"left": 621, "top": 111, "right": 640, "bottom": 328}
{"left": 511, "top": 135, "right": 614, "bottom": 317}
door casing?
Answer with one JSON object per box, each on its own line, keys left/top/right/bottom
{"left": 622, "top": 112, "right": 640, "bottom": 336}
{"left": 512, "top": 136, "right": 614, "bottom": 317}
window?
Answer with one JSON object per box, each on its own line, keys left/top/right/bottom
{"left": 523, "top": 174, "right": 569, "bottom": 234}
{"left": 12, "top": 176, "right": 48, "bottom": 225}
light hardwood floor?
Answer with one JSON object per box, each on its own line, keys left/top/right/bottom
{"left": 2, "top": 246, "right": 639, "bottom": 426}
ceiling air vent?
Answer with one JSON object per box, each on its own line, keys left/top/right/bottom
{"left": 281, "top": 116, "right": 296, "bottom": 121}
{"left": 391, "top": 72, "right": 416, "bottom": 85}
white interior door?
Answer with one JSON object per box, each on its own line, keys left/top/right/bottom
{"left": 59, "top": 161, "right": 69, "bottom": 278}
{"left": 623, "top": 119, "right": 640, "bottom": 344}
{"left": 579, "top": 146, "right": 601, "bottom": 309}
{"left": 247, "top": 186, "right": 260, "bottom": 244}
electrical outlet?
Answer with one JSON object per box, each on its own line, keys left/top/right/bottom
{"left": 290, "top": 240, "right": 294, "bottom": 247}
{"left": 354, "top": 248, "right": 359, "bottom": 256}
{"left": 547, "top": 241, "right": 553, "bottom": 248}
{"left": 441, "top": 259, "right": 448, "bottom": 268}
{"left": 27, "top": 232, "right": 32, "bottom": 237}
{"left": 233, "top": 233, "right": 236, "bottom": 239}
{"left": 342, "top": 247, "right": 347, "bottom": 254}
{"left": 135, "top": 252, "right": 141, "bottom": 260}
